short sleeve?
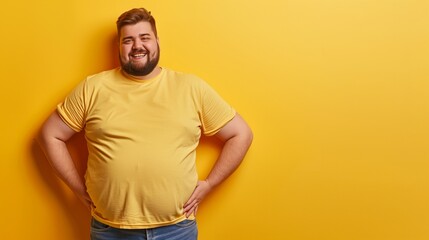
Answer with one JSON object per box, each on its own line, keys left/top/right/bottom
{"left": 198, "top": 80, "right": 236, "bottom": 136}
{"left": 56, "top": 80, "right": 87, "bottom": 132}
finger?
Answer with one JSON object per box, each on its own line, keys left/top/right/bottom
{"left": 185, "top": 204, "right": 197, "bottom": 218}
{"left": 184, "top": 199, "right": 197, "bottom": 212}
{"left": 194, "top": 205, "right": 199, "bottom": 216}
{"left": 184, "top": 199, "right": 199, "bottom": 217}
{"left": 184, "top": 196, "right": 196, "bottom": 208}
{"left": 81, "top": 200, "right": 91, "bottom": 211}
{"left": 184, "top": 188, "right": 202, "bottom": 207}
{"left": 184, "top": 206, "right": 192, "bottom": 217}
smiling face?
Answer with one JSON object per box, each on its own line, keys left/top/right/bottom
{"left": 119, "top": 21, "right": 160, "bottom": 79}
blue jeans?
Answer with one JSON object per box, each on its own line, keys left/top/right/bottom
{"left": 90, "top": 218, "right": 198, "bottom": 240}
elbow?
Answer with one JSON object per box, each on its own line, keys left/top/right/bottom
{"left": 248, "top": 128, "right": 254, "bottom": 147}
{"left": 35, "top": 126, "right": 49, "bottom": 148}
{"left": 243, "top": 124, "right": 253, "bottom": 149}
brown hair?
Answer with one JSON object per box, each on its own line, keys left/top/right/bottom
{"left": 116, "top": 8, "right": 158, "bottom": 37}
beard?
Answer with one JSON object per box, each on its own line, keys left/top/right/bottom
{"left": 120, "top": 44, "right": 160, "bottom": 77}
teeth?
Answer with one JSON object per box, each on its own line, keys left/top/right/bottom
{"left": 133, "top": 53, "right": 146, "bottom": 57}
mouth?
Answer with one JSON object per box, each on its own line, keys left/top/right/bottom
{"left": 130, "top": 52, "right": 147, "bottom": 60}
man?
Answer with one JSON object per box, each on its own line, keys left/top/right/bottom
{"left": 37, "top": 7, "right": 252, "bottom": 240}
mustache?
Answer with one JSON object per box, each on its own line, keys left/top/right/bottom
{"left": 130, "top": 49, "right": 148, "bottom": 55}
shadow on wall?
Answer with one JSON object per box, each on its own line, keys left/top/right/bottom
{"left": 110, "top": 32, "right": 120, "bottom": 68}
{"left": 31, "top": 131, "right": 91, "bottom": 239}
{"left": 27, "top": 26, "right": 118, "bottom": 240}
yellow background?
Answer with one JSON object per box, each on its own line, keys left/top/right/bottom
{"left": 1, "top": 0, "right": 428, "bottom": 239}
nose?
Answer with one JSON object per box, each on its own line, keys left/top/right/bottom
{"left": 132, "top": 39, "right": 143, "bottom": 50}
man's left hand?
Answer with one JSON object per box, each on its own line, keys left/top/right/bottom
{"left": 183, "top": 180, "right": 213, "bottom": 218}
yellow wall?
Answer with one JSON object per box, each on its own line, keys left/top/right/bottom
{"left": 1, "top": 0, "right": 428, "bottom": 239}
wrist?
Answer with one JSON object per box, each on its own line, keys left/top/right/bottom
{"left": 204, "top": 178, "right": 215, "bottom": 189}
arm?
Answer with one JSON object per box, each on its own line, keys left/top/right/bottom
{"left": 184, "top": 113, "right": 253, "bottom": 217}
{"left": 36, "top": 111, "right": 92, "bottom": 210}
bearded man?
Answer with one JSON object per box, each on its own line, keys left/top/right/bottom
{"left": 37, "top": 8, "right": 253, "bottom": 240}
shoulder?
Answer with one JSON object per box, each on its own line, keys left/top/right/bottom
{"left": 75, "top": 68, "right": 122, "bottom": 93}
{"left": 85, "top": 68, "right": 120, "bottom": 84}
{"left": 163, "top": 68, "right": 202, "bottom": 82}
{"left": 162, "top": 68, "right": 209, "bottom": 89}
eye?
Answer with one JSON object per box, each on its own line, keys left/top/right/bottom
{"left": 122, "top": 39, "right": 133, "bottom": 44}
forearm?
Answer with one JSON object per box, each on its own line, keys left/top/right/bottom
{"left": 184, "top": 114, "right": 252, "bottom": 216}
{"left": 205, "top": 131, "right": 253, "bottom": 188}
{"left": 37, "top": 135, "right": 86, "bottom": 195}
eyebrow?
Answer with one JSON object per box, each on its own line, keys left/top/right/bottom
{"left": 121, "top": 33, "right": 151, "bottom": 41}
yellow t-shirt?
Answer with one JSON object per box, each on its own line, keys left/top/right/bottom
{"left": 57, "top": 67, "right": 235, "bottom": 229}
